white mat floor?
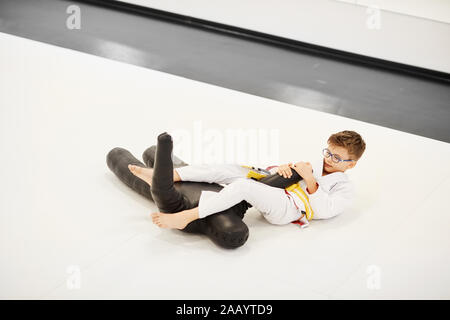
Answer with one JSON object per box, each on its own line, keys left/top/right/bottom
{"left": 1, "top": 32, "right": 449, "bottom": 299}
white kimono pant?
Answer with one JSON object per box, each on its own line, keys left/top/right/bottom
{"left": 175, "top": 164, "right": 302, "bottom": 225}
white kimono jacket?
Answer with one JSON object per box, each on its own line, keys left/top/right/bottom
{"left": 270, "top": 156, "right": 356, "bottom": 220}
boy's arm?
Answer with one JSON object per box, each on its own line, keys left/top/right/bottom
{"left": 305, "top": 179, "right": 355, "bottom": 220}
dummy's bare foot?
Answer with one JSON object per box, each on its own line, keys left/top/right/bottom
{"left": 151, "top": 207, "right": 199, "bottom": 230}
{"left": 128, "top": 164, "right": 153, "bottom": 186}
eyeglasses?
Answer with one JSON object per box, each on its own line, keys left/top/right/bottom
{"left": 322, "top": 148, "right": 356, "bottom": 164}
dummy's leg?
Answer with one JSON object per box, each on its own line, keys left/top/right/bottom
{"left": 150, "top": 132, "right": 186, "bottom": 213}
{"left": 106, "top": 147, "right": 154, "bottom": 201}
{"left": 152, "top": 178, "right": 294, "bottom": 229}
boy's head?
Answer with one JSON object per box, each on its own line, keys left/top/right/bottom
{"left": 323, "top": 130, "right": 366, "bottom": 174}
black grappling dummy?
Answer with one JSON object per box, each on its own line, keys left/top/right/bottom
{"left": 106, "top": 132, "right": 302, "bottom": 249}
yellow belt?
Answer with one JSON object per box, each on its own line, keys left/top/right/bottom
{"left": 241, "top": 165, "right": 314, "bottom": 221}
{"left": 285, "top": 183, "right": 314, "bottom": 221}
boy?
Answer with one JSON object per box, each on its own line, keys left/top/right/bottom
{"left": 129, "top": 130, "right": 366, "bottom": 230}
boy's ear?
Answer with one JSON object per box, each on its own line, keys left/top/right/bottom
{"left": 349, "top": 161, "right": 357, "bottom": 169}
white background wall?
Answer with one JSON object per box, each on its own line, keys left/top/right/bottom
{"left": 117, "top": 0, "right": 450, "bottom": 74}
{"left": 338, "top": 0, "right": 450, "bottom": 24}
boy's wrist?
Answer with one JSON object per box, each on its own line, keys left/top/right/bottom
{"left": 305, "top": 177, "right": 318, "bottom": 194}
{"left": 304, "top": 175, "right": 314, "bottom": 183}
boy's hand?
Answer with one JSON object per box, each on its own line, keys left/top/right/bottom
{"left": 277, "top": 163, "right": 294, "bottom": 178}
{"left": 292, "top": 161, "right": 314, "bottom": 180}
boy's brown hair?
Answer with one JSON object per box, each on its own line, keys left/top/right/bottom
{"left": 328, "top": 130, "right": 366, "bottom": 161}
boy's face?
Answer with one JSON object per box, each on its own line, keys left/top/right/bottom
{"left": 323, "top": 144, "right": 357, "bottom": 173}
